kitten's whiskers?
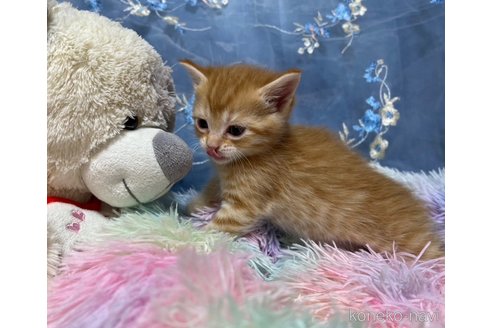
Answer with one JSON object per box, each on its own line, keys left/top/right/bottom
{"left": 234, "top": 149, "right": 255, "bottom": 172}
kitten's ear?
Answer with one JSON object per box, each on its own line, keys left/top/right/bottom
{"left": 179, "top": 60, "right": 208, "bottom": 88}
{"left": 258, "top": 70, "right": 301, "bottom": 112}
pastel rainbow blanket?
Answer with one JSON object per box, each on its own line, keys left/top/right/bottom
{"left": 48, "top": 165, "right": 445, "bottom": 328}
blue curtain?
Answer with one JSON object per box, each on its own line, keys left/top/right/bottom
{"left": 69, "top": 0, "right": 445, "bottom": 190}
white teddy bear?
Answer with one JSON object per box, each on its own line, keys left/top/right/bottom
{"left": 47, "top": 0, "right": 192, "bottom": 277}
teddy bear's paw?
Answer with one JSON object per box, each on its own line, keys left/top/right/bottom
{"left": 47, "top": 202, "right": 112, "bottom": 275}
{"left": 47, "top": 220, "right": 63, "bottom": 278}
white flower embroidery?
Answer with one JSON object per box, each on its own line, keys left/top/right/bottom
{"left": 381, "top": 96, "right": 400, "bottom": 126}
{"left": 349, "top": 0, "right": 367, "bottom": 17}
{"left": 162, "top": 15, "right": 179, "bottom": 25}
{"left": 257, "top": 1, "right": 366, "bottom": 55}
{"left": 370, "top": 135, "right": 389, "bottom": 160}
{"left": 339, "top": 60, "right": 401, "bottom": 161}
{"left": 298, "top": 37, "right": 320, "bottom": 54}
{"left": 203, "top": 0, "right": 229, "bottom": 9}
{"left": 342, "top": 22, "right": 360, "bottom": 34}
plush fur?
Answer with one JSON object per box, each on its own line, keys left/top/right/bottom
{"left": 84, "top": 205, "right": 239, "bottom": 253}
{"left": 48, "top": 166, "right": 444, "bottom": 328}
{"left": 48, "top": 244, "right": 323, "bottom": 328}
{"left": 277, "top": 242, "right": 444, "bottom": 327}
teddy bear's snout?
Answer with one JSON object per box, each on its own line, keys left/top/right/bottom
{"left": 152, "top": 131, "right": 193, "bottom": 184}
{"left": 81, "top": 128, "right": 193, "bottom": 207}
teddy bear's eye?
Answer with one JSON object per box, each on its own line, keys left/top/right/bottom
{"left": 123, "top": 116, "right": 139, "bottom": 130}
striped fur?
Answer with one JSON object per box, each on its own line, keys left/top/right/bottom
{"left": 181, "top": 61, "right": 443, "bottom": 260}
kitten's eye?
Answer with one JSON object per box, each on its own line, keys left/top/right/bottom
{"left": 226, "top": 125, "right": 246, "bottom": 137}
{"left": 123, "top": 116, "right": 139, "bottom": 130}
{"left": 196, "top": 118, "right": 208, "bottom": 130}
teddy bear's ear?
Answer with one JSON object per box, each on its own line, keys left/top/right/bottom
{"left": 180, "top": 60, "right": 208, "bottom": 88}
{"left": 48, "top": 0, "right": 58, "bottom": 10}
{"left": 48, "top": 0, "right": 58, "bottom": 29}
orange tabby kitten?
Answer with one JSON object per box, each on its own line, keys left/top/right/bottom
{"left": 180, "top": 60, "right": 443, "bottom": 259}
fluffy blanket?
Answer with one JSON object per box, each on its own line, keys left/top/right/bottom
{"left": 48, "top": 165, "right": 445, "bottom": 328}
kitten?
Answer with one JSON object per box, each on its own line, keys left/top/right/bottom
{"left": 180, "top": 60, "right": 443, "bottom": 260}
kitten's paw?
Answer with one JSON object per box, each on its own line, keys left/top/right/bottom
{"left": 204, "top": 220, "right": 220, "bottom": 232}
{"left": 205, "top": 218, "right": 248, "bottom": 236}
{"left": 186, "top": 197, "right": 219, "bottom": 215}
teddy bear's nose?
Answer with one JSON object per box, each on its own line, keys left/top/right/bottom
{"left": 152, "top": 131, "right": 193, "bottom": 183}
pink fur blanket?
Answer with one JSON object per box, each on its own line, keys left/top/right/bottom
{"left": 48, "top": 166, "right": 444, "bottom": 328}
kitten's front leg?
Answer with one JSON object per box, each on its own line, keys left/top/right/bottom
{"left": 207, "top": 203, "right": 257, "bottom": 236}
{"left": 187, "top": 176, "right": 221, "bottom": 214}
